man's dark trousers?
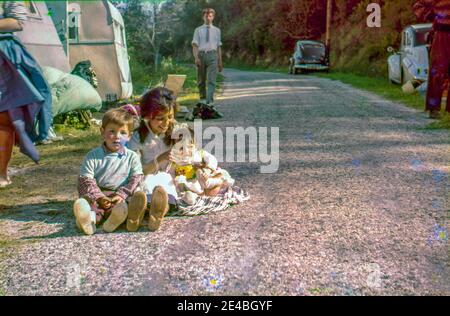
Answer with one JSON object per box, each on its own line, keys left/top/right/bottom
{"left": 197, "top": 50, "right": 218, "bottom": 104}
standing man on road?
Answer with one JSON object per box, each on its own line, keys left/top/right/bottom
{"left": 192, "top": 8, "right": 223, "bottom": 106}
{"left": 413, "top": 0, "right": 450, "bottom": 119}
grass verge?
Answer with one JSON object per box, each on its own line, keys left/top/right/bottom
{"left": 0, "top": 127, "right": 99, "bottom": 208}
{"left": 130, "top": 59, "right": 223, "bottom": 109}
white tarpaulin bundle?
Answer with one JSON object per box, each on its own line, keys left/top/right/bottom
{"left": 42, "top": 66, "right": 102, "bottom": 117}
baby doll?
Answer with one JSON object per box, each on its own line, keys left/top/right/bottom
{"left": 169, "top": 124, "right": 234, "bottom": 205}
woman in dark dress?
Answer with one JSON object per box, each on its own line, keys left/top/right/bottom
{"left": 0, "top": 1, "right": 52, "bottom": 187}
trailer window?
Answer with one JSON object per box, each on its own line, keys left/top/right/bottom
{"left": 69, "top": 24, "right": 78, "bottom": 41}
{"left": 68, "top": 4, "right": 81, "bottom": 43}
{"left": 68, "top": 11, "right": 80, "bottom": 42}
{"left": 414, "top": 29, "right": 430, "bottom": 46}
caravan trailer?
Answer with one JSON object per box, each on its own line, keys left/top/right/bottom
{"left": 64, "top": 1, "right": 133, "bottom": 101}
{"left": 16, "top": 1, "right": 70, "bottom": 72}
{"left": 18, "top": 1, "right": 132, "bottom": 101}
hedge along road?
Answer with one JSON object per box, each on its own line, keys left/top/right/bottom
{"left": 0, "top": 68, "right": 448, "bottom": 295}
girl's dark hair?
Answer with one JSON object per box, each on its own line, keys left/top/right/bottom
{"left": 138, "top": 87, "right": 178, "bottom": 145}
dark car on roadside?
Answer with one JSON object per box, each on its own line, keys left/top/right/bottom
{"left": 289, "top": 40, "right": 330, "bottom": 74}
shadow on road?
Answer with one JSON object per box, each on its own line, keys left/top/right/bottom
{"left": 0, "top": 200, "right": 192, "bottom": 241}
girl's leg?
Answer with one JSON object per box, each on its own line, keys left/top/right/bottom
{"left": 197, "top": 170, "right": 224, "bottom": 196}
{"left": 126, "top": 191, "right": 148, "bottom": 232}
{"left": 0, "top": 112, "right": 15, "bottom": 186}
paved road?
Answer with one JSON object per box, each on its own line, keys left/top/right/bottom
{"left": 1, "top": 69, "right": 449, "bottom": 295}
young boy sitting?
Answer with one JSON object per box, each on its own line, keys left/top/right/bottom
{"left": 73, "top": 108, "right": 147, "bottom": 235}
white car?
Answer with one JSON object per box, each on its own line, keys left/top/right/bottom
{"left": 387, "top": 23, "right": 432, "bottom": 85}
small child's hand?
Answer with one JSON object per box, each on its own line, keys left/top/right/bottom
{"left": 97, "top": 197, "right": 112, "bottom": 210}
{"left": 168, "top": 150, "right": 177, "bottom": 163}
{"left": 110, "top": 195, "right": 124, "bottom": 205}
{"left": 158, "top": 150, "right": 176, "bottom": 164}
{"left": 197, "top": 169, "right": 209, "bottom": 183}
{"left": 192, "top": 162, "right": 204, "bottom": 169}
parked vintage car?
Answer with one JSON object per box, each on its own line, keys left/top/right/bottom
{"left": 289, "top": 40, "right": 329, "bottom": 74}
{"left": 387, "top": 23, "right": 432, "bottom": 85}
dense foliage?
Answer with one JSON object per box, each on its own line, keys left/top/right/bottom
{"left": 115, "top": 0, "right": 421, "bottom": 77}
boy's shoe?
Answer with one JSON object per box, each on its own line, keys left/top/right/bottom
{"left": 148, "top": 186, "right": 169, "bottom": 232}
{"left": 103, "top": 202, "right": 128, "bottom": 233}
{"left": 73, "top": 198, "right": 96, "bottom": 236}
{"left": 126, "top": 191, "right": 148, "bottom": 232}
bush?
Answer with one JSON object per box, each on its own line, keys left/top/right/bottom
{"left": 53, "top": 111, "right": 92, "bottom": 130}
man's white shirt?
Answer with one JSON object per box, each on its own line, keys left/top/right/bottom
{"left": 192, "top": 24, "right": 222, "bottom": 52}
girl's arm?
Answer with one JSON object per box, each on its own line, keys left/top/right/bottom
{"left": 142, "top": 158, "right": 159, "bottom": 175}
{"left": 0, "top": 18, "right": 23, "bottom": 32}
{"left": 142, "top": 149, "right": 174, "bottom": 175}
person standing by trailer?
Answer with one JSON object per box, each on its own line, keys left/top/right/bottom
{"left": 0, "top": 1, "right": 52, "bottom": 188}
{"left": 192, "top": 8, "right": 223, "bottom": 106}
{"left": 413, "top": 0, "right": 450, "bottom": 119}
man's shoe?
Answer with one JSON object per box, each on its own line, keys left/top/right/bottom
{"left": 429, "top": 109, "right": 442, "bottom": 119}
{"left": 148, "top": 186, "right": 169, "bottom": 232}
{"left": 103, "top": 202, "right": 128, "bottom": 233}
{"left": 126, "top": 191, "right": 147, "bottom": 232}
{"left": 73, "top": 198, "right": 96, "bottom": 235}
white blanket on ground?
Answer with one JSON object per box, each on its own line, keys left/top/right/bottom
{"left": 143, "top": 172, "right": 178, "bottom": 199}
